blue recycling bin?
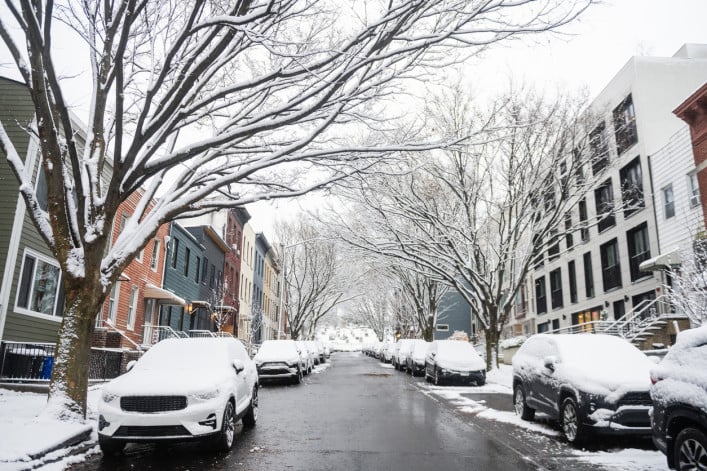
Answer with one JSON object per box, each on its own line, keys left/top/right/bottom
{"left": 40, "top": 356, "right": 54, "bottom": 379}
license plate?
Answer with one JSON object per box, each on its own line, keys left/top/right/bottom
{"left": 460, "top": 372, "right": 469, "bottom": 376}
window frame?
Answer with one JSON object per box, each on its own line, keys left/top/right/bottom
{"left": 688, "top": 172, "right": 700, "bottom": 208}
{"left": 600, "top": 238, "right": 622, "bottom": 292}
{"left": 150, "top": 239, "right": 160, "bottom": 271}
{"left": 14, "top": 248, "right": 65, "bottom": 320}
{"left": 662, "top": 184, "right": 675, "bottom": 219}
{"left": 127, "top": 285, "right": 139, "bottom": 330}
{"left": 619, "top": 156, "right": 644, "bottom": 217}
{"left": 626, "top": 222, "right": 651, "bottom": 282}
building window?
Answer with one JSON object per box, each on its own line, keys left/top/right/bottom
{"left": 184, "top": 248, "right": 191, "bottom": 277}
{"left": 565, "top": 212, "right": 573, "bottom": 250}
{"left": 579, "top": 198, "right": 589, "bottom": 242}
{"left": 600, "top": 238, "right": 622, "bottom": 292}
{"left": 195, "top": 257, "right": 201, "bottom": 283}
{"left": 150, "top": 239, "right": 160, "bottom": 271}
{"left": 627, "top": 222, "right": 651, "bottom": 282}
{"left": 107, "top": 281, "right": 120, "bottom": 324}
{"left": 535, "top": 276, "right": 547, "bottom": 315}
{"left": 547, "top": 230, "right": 560, "bottom": 260}
{"left": 171, "top": 238, "right": 180, "bottom": 269}
{"left": 436, "top": 324, "right": 449, "bottom": 332}
{"left": 16, "top": 250, "right": 65, "bottom": 318}
{"left": 533, "top": 233, "right": 544, "bottom": 270}
{"left": 127, "top": 286, "right": 138, "bottom": 330}
{"left": 688, "top": 172, "right": 700, "bottom": 208}
{"left": 614, "top": 299, "right": 626, "bottom": 321}
{"left": 550, "top": 268, "right": 563, "bottom": 309}
{"left": 590, "top": 122, "right": 610, "bottom": 175}
{"left": 594, "top": 179, "right": 615, "bottom": 232}
{"left": 209, "top": 264, "right": 216, "bottom": 288}
{"left": 620, "top": 156, "right": 644, "bottom": 217}
{"left": 613, "top": 94, "right": 638, "bottom": 156}
{"left": 202, "top": 257, "right": 209, "bottom": 284}
{"left": 662, "top": 185, "right": 675, "bottom": 219}
{"left": 537, "top": 322, "right": 549, "bottom": 333}
{"left": 568, "top": 261, "right": 578, "bottom": 304}
{"left": 583, "top": 252, "right": 594, "bottom": 298}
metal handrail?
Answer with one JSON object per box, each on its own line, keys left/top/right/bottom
{"left": 103, "top": 319, "right": 143, "bottom": 352}
{"left": 188, "top": 330, "right": 215, "bottom": 338}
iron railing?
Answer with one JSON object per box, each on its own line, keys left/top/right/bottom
{"left": 0, "top": 341, "right": 124, "bottom": 381}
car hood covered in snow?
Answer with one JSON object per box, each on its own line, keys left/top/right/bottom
{"left": 104, "top": 367, "right": 231, "bottom": 397}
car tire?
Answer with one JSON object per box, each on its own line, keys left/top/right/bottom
{"left": 561, "top": 396, "right": 586, "bottom": 445}
{"left": 674, "top": 427, "right": 707, "bottom": 471}
{"left": 513, "top": 384, "right": 535, "bottom": 421}
{"left": 242, "top": 387, "right": 258, "bottom": 429}
{"left": 293, "top": 368, "right": 302, "bottom": 385}
{"left": 98, "top": 436, "right": 125, "bottom": 456}
{"left": 215, "top": 400, "right": 236, "bottom": 451}
{"left": 476, "top": 378, "right": 486, "bottom": 386}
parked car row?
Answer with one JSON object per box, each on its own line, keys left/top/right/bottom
{"left": 512, "top": 328, "right": 707, "bottom": 471}
{"left": 254, "top": 340, "right": 329, "bottom": 384}
{"left": 364, "top": 338, "right": 487, "bottom": 386}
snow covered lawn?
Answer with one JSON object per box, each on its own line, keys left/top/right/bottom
{"left": 0, "top": 387, "right": 101, "bottom": 470}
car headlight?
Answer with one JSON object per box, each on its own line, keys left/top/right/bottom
{"left": 191, "top": 389, "right": 220, "bottom": 401}
{"left": 102, "top": 391, "right": 118, "bottom": 403}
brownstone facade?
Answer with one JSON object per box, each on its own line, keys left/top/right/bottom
{"left": 675, "top": 82, "right": 707, "bottom": 223}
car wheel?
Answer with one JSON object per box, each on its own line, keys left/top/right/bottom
{"left": 98, "top": 436, "right": 125, "bottom": 456}
{"left": 242, "top": 387, "right": 258, "bottom": 428}
{"left": 561, "top": 397, "right": 586, "bottom": 445}
{"left": 293, "top": 368, "right": 302, "bottom": 385}
{"left": 674, "top": 427, "right": 707, "bottom": 471}
{"left": 513, "top": 384, "right": 535, "bottom": 421}
{"left": 215, "top": 400, "right": 236, "bottom": 451}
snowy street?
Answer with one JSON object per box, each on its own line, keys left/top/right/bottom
{"left": 66, "top": 352, "right": 665, "bottom": 470}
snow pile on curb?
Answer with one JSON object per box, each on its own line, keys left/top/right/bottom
{"left": 572, "top": 448, "right": 666, "bottom": 470}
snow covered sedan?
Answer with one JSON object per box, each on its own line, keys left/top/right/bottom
{"left": 253, "top": 340, "right": 305, "bottom": 384}
{"left": 651, "top": 325, "right": 707, "bottom": 471}
{"left": 405, "top": 339, "right": 430, "bottom": 376}
{"left": 97, "top": 338, "right": 258, "bottom": 454}
{"left": 424, "top": 340, "right": 486, "bottom": 386}
{"left": 512, "top": 333, "right": 653, "bottom": 445}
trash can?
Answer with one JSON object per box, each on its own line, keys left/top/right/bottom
{"left": 40, "top": 356, "right": 54, "bottom": 379}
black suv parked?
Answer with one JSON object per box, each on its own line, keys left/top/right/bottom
{"left": 651, "top": 326, "right": 707, "bottom": 471}
{"left": 512, "top": 333, "right": 654, "bottom": 445}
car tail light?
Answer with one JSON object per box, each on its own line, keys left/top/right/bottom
{"left": 650, "top": 373, "right": 663, "bottom": 385}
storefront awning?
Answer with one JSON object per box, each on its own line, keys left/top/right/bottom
{"left": 144, "top": 284, "right": 186, "bottom": 306}
{"left": 639, "top": 250, "right": 682, "bottom": 272}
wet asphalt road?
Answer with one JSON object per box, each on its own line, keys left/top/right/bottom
{"left": 70, "top": 352, "right": 644, "bottom": 471}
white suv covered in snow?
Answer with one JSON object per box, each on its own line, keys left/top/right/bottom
{"left": 97, "top": 338, "right": 258, "bottom": 454}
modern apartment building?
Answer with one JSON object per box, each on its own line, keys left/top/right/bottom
{"left": 505, "top": 44, "right": 707, "bottom": 347}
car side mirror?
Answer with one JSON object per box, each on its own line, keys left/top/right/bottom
{"left": 543, "top": 355, "right": 557, "bottom": 372}
{"left": 126, "top": 360, "right": 137, "bottom": 372}
{"left": 232, "top": 359, "right": 245, "bottom": 374}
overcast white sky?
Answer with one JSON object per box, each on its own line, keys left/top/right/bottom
{"left": 1, "top": 0, "right": 706, "bottom": 238}
{"left": 250, "top": 0, "right": 707, "bottom": 236}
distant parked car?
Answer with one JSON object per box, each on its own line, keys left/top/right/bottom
{"left": 406, "top": 340, "right": 430, "bottom": 376}
{"left": 651, "top": 326, "right": 707, "bottom": 471}
{"left": 254, "top": 340, "right": 305, "bottom": 384}
{"left": 295, "top": 341, "right": 314, "bottom": 375}
{"left": 393, "top": 339, "right": 413, "bottom": 371}
{"left": 382, "top": 341, "right": 395, "bottom": 363}
{"left": 97, "top": 338, "right": 258, "bottom": 454}
{"left": 425, "top": 340, "right": 485, "bottom": 386}
{"left": 512, "top": 333, "right": 653, "bottom": 445}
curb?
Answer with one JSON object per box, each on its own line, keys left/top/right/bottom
{"left": 0, "top": 425, "right": 94, "bottom": 471}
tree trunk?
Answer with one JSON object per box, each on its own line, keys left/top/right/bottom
{"left": 484, "top": 327, "right": 500, "bottom": 371}
{"left": 45, "top": 280, "right": 105, "bottom": 420}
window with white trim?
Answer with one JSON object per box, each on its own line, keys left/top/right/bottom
{"left": 688, "top": 172, "right": 700, "bottom": 208}
{"left": 662, "top": 184, "right": 675, "bottom": 219}
{"left": 127, "top": 286, "right": 138, "bottom": 330}
{"left": 107, "top": 281, "right": 120, "bottom": 324}
{"left": 150, "top": 239, "right": 160, "bottom": 271}
{"left": 16, "top": 249, "right": 65, "bottom": 318}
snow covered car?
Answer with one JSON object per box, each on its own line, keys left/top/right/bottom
{"left": 651, "top": 326, "right": 707, "bottom": 471}
{"left": 97, "top": 338, "right": 258, "bottom": 454}
{"left": 295, "top": 341, "right": 314, "bottom": 375}
{"left": 512, "top": 333, "right": 653, "bottom": 445}
{"left": 392, "top": 339, "right": 413, "bottom": 371}
{"left": 381, "top": 341, "right": 395, "bottom": 363}
{"left": 425, "top": 340, "right": 486, "bottom": 385}
{"left": 405, "top": 339, "right": 430, "bottom": 376}
{"left": 254, "top": 340, "right": 305, "bottom": 384}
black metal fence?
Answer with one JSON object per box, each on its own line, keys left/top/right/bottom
{"left": 0, "top": 341, "right": 124, "bottom": 382}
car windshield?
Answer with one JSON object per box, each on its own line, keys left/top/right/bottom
{"left": 135, "top": 339, "right": 229, "bottom": 371}
{"left": 258, "top": 340, "right": 297, "bottom": 356}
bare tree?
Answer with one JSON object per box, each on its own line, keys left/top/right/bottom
{"left": 331, "top": 87, "right": 604, "bottom": 368}
{"left": 0, "top": 0, "right": 593, "bottom": 418}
